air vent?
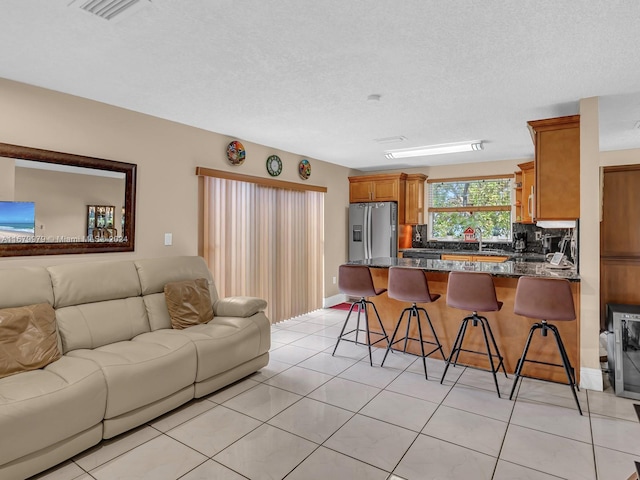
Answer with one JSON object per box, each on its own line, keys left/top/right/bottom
{"left": 68, "top": 0, "right": 151, "bottom": 21}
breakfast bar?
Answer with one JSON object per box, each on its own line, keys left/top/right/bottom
{"left": 346, "top": 257, "right": 580, "bottom": 383}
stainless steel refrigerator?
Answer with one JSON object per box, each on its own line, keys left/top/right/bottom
{"left": 348, "top": 202, "right": 398, "bottom": 261}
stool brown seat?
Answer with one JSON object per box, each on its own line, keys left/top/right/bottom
{"left": 440, "top": 271, "right": 507, "bottom": 397}
{"left": 508, "top": 276, "right": 582, "bottom": 415}
{"left": 332, "top": 264, "right": 390, "bottom": 366}
{"left": 381, "top": 267, "right": 446, "bottom": 379}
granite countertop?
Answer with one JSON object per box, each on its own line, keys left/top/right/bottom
{"left": 400, "top": 247, "right": 546, "bottom": 262}
{"left": 347, "top": 257, "right": 580, "bottom": 281}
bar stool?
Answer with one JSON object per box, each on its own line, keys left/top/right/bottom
{"left": 381, "top": 267, "right": 446, "bottom": 379}
{"left": 508, "top": 276, "right": 582, "bottom": 415}
{"left": 332, "top": 264, "right": 390, "bottom": 366}
{"left": 440, "top": 271, "right": 507, "bottom": 397}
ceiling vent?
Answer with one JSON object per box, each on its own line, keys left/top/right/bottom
{"left": 68, "top": 0, "right": 151, "bottom": 21}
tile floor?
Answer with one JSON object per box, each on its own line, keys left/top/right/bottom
{"left": 32, "top": 308, "right": 640, "bottom": 480}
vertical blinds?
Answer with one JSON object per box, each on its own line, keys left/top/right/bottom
{"left": 203, "top": 176, "right": 324, "bottom": 323}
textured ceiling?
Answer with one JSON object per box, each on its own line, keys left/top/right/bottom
{"left": 1, "top": 0, "right": 639, "bottom": 170}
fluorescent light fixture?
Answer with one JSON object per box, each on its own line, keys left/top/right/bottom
{"left": 385, "top": 141, "right": 483, "bottom": 159}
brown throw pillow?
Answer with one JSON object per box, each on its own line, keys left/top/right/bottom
{"left": 164, "top": 278, "right": 214, "bottom": 329}
{"left": 0, "top": 303, "right": 61, "bottom": 379}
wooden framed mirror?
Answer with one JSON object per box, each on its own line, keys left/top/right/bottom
{"left": 0, "top": 142, "right": 136, "bottom": 257}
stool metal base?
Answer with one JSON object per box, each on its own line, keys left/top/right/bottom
{"left": 332, "top": 298, "right": 390, "bottom": 366}
{"left": 381, "top": 304, "right": 446, "bottom": 379}
{"left": 440, "top": 313, "right": 507, "bottom": 397}
{"left": 509, "top": 320, "right": 582, "bottom": 415}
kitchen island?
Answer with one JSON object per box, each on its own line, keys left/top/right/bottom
{"left": 346, "top": 257, "right": 580, "bottom": 383}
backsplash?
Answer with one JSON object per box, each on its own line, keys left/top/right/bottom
{"left": 410, "top": 223, "right": 579, "bottom": 263}
{"left": 411, "top": 224, "right": 428, "bottom": 248}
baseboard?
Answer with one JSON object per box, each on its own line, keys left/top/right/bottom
{"left": 580, "top": 367, "right": 603, "bottom": 391}
{"left": 323, "top": 293, "right": 348, "bottom": 308}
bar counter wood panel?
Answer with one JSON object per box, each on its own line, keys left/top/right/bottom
{"left": 367, "top": 268, "right": 580, "bottom": 383}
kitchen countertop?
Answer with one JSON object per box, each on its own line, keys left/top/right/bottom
{"left": 400, "top": 247, "right": 547, "bottom": 262}
{"left": 347, "top": 256, "right": 580, "bottom": 281}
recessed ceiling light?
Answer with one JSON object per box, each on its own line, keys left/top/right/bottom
{"left": 367, "top": 94, "right": 381, "bottom": 102}
{"left": 385, "top": 141, "right": 484, "bottom": 159}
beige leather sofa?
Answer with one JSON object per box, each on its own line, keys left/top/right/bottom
{"left": 0, "top": 256, "right": 270, "bottom": 480}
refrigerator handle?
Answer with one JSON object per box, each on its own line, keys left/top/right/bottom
{"left": 363, "top": 205, "right": 369, "bottom": 259}
{"left": 365, "top": 205, "right": 373, "bottom": 260}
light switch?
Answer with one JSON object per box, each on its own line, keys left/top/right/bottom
{"left": 164, "top": 233, "right": 172, "bottom": 246}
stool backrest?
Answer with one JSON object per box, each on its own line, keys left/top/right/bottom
{"left": 338, "top": 265, "right": 380, "bottom": 298}
{"left": 514, "top": 276, "right": 576, "bottom": 321}
{"left": 388, "top": 267, "right": 437, "bottom": 303}
{"left": 446, "top": 271, "right": 501, "bottom": 312}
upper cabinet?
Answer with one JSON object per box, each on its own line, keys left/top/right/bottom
{"left": 349, "top": 173, "right": 406, "bottom": 203}
{"left": 349, "top": 173, "right": 408, "bottom": 223}
{"left": 527, "top": 115, "right": 580, "bottom": 221}
{"left": 515, "top": 161, "right": 535, "bottom": 224}
{"left": 404, "top": 173, "right": 427, "bottom": 225}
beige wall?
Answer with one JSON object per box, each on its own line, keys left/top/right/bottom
{"left": 579, "top": 97, "right": 602, "bottom": 388}
{"left": 0, "top": 78, "right": 350, "bottom": 300}
{"left": 600, "top": 147, "right": 640, "bottom": 167}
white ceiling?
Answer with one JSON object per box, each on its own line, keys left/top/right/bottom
{"left": 1, "top": 0, "right": 639, "bottom": 171}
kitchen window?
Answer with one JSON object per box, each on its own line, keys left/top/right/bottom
{"left": 428, "top": 175, "right": 512, "bottom": 241}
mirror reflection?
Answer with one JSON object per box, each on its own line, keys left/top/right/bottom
{"left": 0, "top": 142, "right": 136, "bottom": 256}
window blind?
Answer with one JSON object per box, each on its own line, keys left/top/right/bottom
{"left": 203, "top": 176, "right": 324, "bottom": 323}
{"left": 428, "top": 176, "right": 512, "bottom": 212}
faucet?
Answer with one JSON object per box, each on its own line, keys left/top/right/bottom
{"left": 476, "top": 227, "right": 483, "bottom": 252}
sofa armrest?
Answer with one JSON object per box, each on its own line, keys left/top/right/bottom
{"left": 214, "top": 296, "right": 267, "bottom": 318}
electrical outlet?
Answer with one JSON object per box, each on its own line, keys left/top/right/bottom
{"left": 535, "top": 231, "right": 542, "bottom": 241}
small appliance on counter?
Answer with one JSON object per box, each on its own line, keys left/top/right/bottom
{"left": 513, "top": 232, "right": 527, "bottom": 253}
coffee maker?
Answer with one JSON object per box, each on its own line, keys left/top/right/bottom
{"left": 513, "top": 232, "right": 527, "bottom": 253}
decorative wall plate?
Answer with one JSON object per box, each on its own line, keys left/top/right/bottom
{"left": 298, "top": 159, "right": 311, "bottom": 180}
{"left": 266, "top": 155, "right": 282, "bottom": 176}
{"left": 226, "top": 141, "right": 246, "bottom": 165}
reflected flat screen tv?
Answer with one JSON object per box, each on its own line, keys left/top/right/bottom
{"left": 0, "top": 201, "right": 36, "bottom": 236}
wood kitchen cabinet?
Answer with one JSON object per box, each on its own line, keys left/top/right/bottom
{"left": 348, "top": 173, "right": 406, "bottom": 203}
{"left": 516, "top": 161, "right": 535, "bottom": 224}
{"left": 404, "top": 173, "right": 427, "bottom": 225}
{"left": 527, "top": 115, "right": 580, "bottom": 220}
{"left": 600, "top": 165, "right": 640, "bottom": 329}
{"left": 514, "top": 170, "right": 523, "bottom": 222}
{"left": 349, "top": 173, "right": 408, "bottom": 223}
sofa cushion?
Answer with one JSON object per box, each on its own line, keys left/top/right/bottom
{"left": 66, "top": 330, "right": 196, "bottom": 419}
{"left": 164, "top": 278, "right": 214, "bottom": 329}
{"left": 0, "top": 266, "right": 54, "bottom": 309}
{"left": 0, "top": 356, "right": 106, "bottom": 466}
{"left": 47, "top": 260, "right": 141, "bottom": 308}
{"left": 0, "top": 303, "right": 61, "bottom": 379}
{"left": 134, "top": 256, "right": 218, "bottom": 302}
{"left": 214, "top": 296, "right": 267, "bottom": 318}
{"left": 173, "top": 316, "right": 265, "bottom": 382}
{"left": 55, "top": 297, "right": 150, "bottom": 353}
